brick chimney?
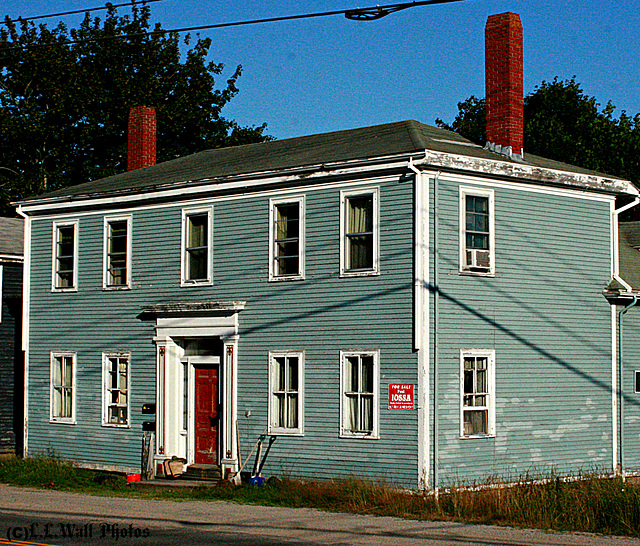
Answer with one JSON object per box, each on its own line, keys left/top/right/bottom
{"left": 485, "top": 12, "right": 524, "bottom": 160}
{"left": 127, "top": 106, "right": 156, "bottom": 171}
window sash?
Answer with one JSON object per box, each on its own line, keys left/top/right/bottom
{"left": 269, "top": 352, "right": 303, "bottom": 434}
{"left": 54, "top": 225, "right": 76, "bottom": 289}
{"left": 104, "top": 355, "right": 129, "bottom": 426}
{"left": 105, "top": 219, "right": 129, "bottom": 287}
{"left": 274, "top": 203, "right": 300, "bottom": 277}
{"left": 341, "top": 352, "right": 377, "bottom": 436}
{"left": 272, "top": 355, "right": 299, "bottom": 429}
{"left": 346, "top": 195, "right": 374, "bottom": 271}
{"left": 182, "top": 209, "right": 211, "bottom": 284}
{"left": 461, "top": 352, "right": 494, "bottom": 437}
{"left": 51, "top": 353, "right": 75, "bottom": 421}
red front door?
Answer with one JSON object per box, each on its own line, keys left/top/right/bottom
{"left": 194, "top": 365, "right": 219, "bottom": 464}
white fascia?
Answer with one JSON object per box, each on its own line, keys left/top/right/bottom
{"left": 421, "top": 150, "right": 639, "bottom": 197}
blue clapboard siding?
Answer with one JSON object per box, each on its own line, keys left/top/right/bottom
{"left": 430, "top": 176, "right": 614, "bottom": 485}
{"left": 27, "top": 175, "right": 420, "bottom": 485}
{"left": 621, "top": 307, "right": 640, "bottom": 473}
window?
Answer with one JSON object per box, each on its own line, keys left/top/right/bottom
{"left": 268, "top": 352, "right": 304, "bottom": 435}
{"left": 103, "top": 216, "right": 131, "bottom": 289}
{"left": 102, "top": 353, "right": 130, "bottom": 427}
{"left": 52, "top": 220, "right": 78, "bottom": 291}
{"left": 460, "top": 187, "right": 495, "bottom": 275}
{"left": 635, "top": 371, "right": 640, "bottom": 394}
{"left": 50, "top": 352, "right": 76, "bottom": 423}
{"left": 460, "top": 349, "right": 495, "bottom": 437}
{"left": 340, "top": 188, "right": 379, "bottom": 276}
{"left": 269, "top": 197, "right": 305, "bottom": 280}
{"left": 181, "top": 207, "right": 212, "bottom": 285}
{"left": 340, "top": 351, "right": 379, "bottom": 438}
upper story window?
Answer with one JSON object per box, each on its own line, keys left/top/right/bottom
{"left": 340, "top": 350, "right": 379, "bottom": 439}
{"left": 52, "top": 220, "right": 78, "bottom": 291}
{"left": 50, "top": 352, "right": 76, "bottom": 424}
{"left": 340, "top": 188, "right": 379, "bottom": 277}
{"left": 102, "top": 353, "right": 130, "bottom": 427}
{"left": 460, "top": 187, "right": 495, "bottom": 275}
{"left": 269, "top": 196, "right": 305, "bottom": 281}
{"left": 181, "top": 207, "right": 212, "bottom": 286}
{"left": 103, "top": 216, "right": 131, "bottom": 290}
{"left": 460, "top": 349, "right": 495, "bottom": 438}
{"left": 268, "top": 351, "right": 304, "bottom": 435}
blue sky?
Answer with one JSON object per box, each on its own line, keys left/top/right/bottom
{"left": 3, "top": 0, "right": 639, "bottom": 141}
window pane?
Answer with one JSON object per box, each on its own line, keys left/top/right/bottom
{"left": 476, "top": 370, "right": 487, "bottom": 393}
{"left": 275, "top": 393, "right": 285, "bottom": 427}
{"left": 464, "top": 409, "right": 487, "bottom": 435}
{"left": 188, "top": 249, "right": 207, "bottom": 280}
{"left": 348, "top": 234, "right": 373, "bottom": 270}
{"left": 287, "top": 357, "right": 298, "bottom": 391}
{"left": 346, "top": 394, "right": 357, "bottom": 432}
{"left": 276, "top": 204, "right": 299, "bottom": 239}
{"left": 275, "top": 357, "right": 285, "bottom": 391}
{"left": 361, "top": 395, "right": 373, "bottom": 432}
{"left": 348, "top": 196, "right": 373, "bottom": 233}
{"left": 346, "top": 356, "right": 359, "bottom": 391}
{"left": 188, "top": 215, "right": 207, "bottom": 247}
{"left": 287, "top": 393, "right": 298, "bottom": 428}
{"left": 361, "top": 356, "right": 374, "bottom": 393}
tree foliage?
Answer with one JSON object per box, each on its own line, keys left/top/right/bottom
{"left": 436, "top": 78, "right": 640, "bottom": 188}
{"left": 0, "top": 3, "right": 271, "bottom": 215}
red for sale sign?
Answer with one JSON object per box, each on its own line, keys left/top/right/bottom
{"left": 388, "top": 384, "right": 415, "bottom": 410}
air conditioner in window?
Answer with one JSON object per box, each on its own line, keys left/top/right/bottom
{"left": 465, "top": 249, "right": 491, "bottom": 271}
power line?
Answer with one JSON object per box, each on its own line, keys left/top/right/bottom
{"left": 1, "top": 0, "right": 466, "bottom": 52}
{"left": 4, "top": 0, "right": 162, "bottom": 24}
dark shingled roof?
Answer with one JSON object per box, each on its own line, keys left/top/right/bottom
{"left": 619, "top": 222, "right": 640, "bottom": 291}
{"left": 0, "top": 217, "right": 24, "bottom": 257}
{"left": 21, "top": 120, "right": 623, "bottom": 203}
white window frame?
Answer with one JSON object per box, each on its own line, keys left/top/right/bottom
{"left": 102, "top": 352, "right": 131, "bottom": 428}
{"left": 268, "top": 196, "right": 305, "bottom": 281}
{"left": 102, "top": 215, "right": 132, "bottom": 290}
{"left": 339, "top": 350, "right": 380, "bottom": 439}
{"left": 181, "top": 206, "right": 213, "bottom": 286}
{"left": 459, "top": 186, "right": 495, "bottom": 276}
{"left": 50, "top": 352, "right": 76, "bottom": 424}
{"left": 340, "top": 187, "right": 380, "bottom": 277}
{"left": 51, "top": 220, "right": 79, "bottom": 292}
{"left": 268, "top": 351, "right": 304, "bottom": 436}
{"left": 460, "top": 349, "right": 496, "bottom": 438}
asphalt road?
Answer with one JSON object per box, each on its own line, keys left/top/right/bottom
{"left": 0, "top": 484, "right": 639, "bottom": 546}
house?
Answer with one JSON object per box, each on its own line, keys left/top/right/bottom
{"left": 15, "top": 13, "right": 640, "bottom": 489}
{"left": 0, "top": 217, "right": 24, "bottom": 454}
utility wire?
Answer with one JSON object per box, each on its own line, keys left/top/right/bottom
{"left": 1, "top": 0, "right": 466, "bottom": 51}
{"left": 4, "top": 0, "right": 162, "bottom": 24}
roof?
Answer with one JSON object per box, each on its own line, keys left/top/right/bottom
{"left": 0, "top": 217, "right": 24, "bottom": 257}
{"left": 18, "top": 120, "right": 635, "bottom": 206}
{"left": 619, "top": 222, "right": 640, "bottom": 291}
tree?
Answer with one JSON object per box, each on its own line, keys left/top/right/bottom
{"left": 436, "top": 78, "right": 640, "bottom": 189}
{"left": 0, "top": 3, "right": 271, "bottom": 215}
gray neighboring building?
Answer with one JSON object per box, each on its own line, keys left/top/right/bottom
{"left": 14, "top": 13, "right": 640, "bottom": 487}
{"left": 0, "top": 217, "right": 24, "bottom": 454}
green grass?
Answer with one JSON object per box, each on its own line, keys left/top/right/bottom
{"left": 2, "top": 456, "right": 640, "bottom": 537}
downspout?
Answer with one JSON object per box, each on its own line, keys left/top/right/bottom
{"left": 618, "top": 295, "right": 637, "bottom": 479}
{"left": 432, "top": 170, "right": 440, "bottom": 493}
{"left": 16, "top": 206, "right": 30, "bottom": 457}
